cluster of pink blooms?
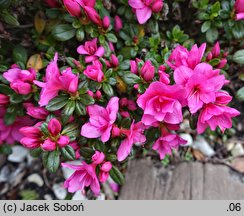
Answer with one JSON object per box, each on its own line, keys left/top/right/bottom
{"left": 0, "top": 0, "right": 241, "bottom": 197}
{"left": 62, "top": 151, "right": 112, "bottom": 195}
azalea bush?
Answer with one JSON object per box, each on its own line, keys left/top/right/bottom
{"left": 0, "top": 0, "right": 243, "bottom": 197}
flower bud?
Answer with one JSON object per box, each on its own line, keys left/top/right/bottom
{"left": 92, "top": 151, "right": 105, "bottom": 164}
{"left": 114, "top": 15, "right": 123, "bottom": 32}
{"left": 151, "top": 0, "right": 163, "bottom": 13}
{"left": 140, "top": 60, "right": 155, "bottom": 82}
{"left": 103, "top": 16, "right": 110, "bottom": 29}
{"left": 63, "top": 0, "right": 81, "bottom": 17}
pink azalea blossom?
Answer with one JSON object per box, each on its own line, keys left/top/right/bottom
{"left": 174, "top": 63, "right": 226, "bottom": 114}
{"left": 117, "top": 121, "right": 146, "bottom": 161}
{"left": 137, "top": 82, "right": 186, "bottom": 126}
{"left": 77, "top": 38, "right": 105, "bottom": 63}
{"left": 103, "top": 16, "right": 110, "bottom": 29}
{"left": 20, "top": 118, "right": 70, "bottom": 151}
{"left": 62, "top": 162, "right": 100, "bottom": 195}
{"left": 34, "top": 53, "right": 79, "bottom": 106}
{"left": 158, "top": 65, "right": 170, "bottom": 84}
{"left": 106, "top": 54, "right": 119, "bottom": 68}
{"left": 140, "top": 60, "right": 155, "bottom": 82}
{"left": 99, "top": 161, "right": 112, "bottom": 183}
{"left": 83, "top": 60, "right": 104, "bottom": 82}
{"left": 128, "top": 0, "right": 163, "bottom": 24}
{"left": 3, "top": 66, "right": 36, "bottom": 95}
{"left": 81, "top": 97, "right": 119, "bottom": 142}
{"left": 92, "top": 151, "right": 105, "bottom": 164}
{"left": 63, "top": 0, "right": 82, "bottom": 16}
{"left": 197, "top": 91, "right": 240, "bottom": 133}
{"left": 235, "top": 0, "right": 244, "bottom": 20}
{"left": 167, "top": 43, "right": 206, "bottom": 70}
{"left": 0, "top": 109, "right": 34, "bottom": 145}
{"left": 152, "top": 134, "right": 187, "bottom": 160}
{"left": 24, "top": 103, "right": 49, "bottom": 120}
{"left": 114, "top": 15, "right": 123, "bottom": 32}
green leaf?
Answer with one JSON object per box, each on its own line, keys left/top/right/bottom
{"left": 75, "top": 102, "right": 86, "bottom": 116}
{"left": 42, "top": 152, "right": 49, "bottom": 168}
{"left": 52, "top": 24, "right": 76, "bottom": 41}
{"left": 80, "top": 147, "right": 94, "bottom": 159}
{"left": 0, "top": 144, "right": 12, "bottom": 155}
{"left": 110, "top": 166, "right": 125, "bottom": 185}
{"left": 13, "top": 45, "right": 27, "bottom": 64}
{"left": 201, "top": 21, "right": 211, "bottom": 33}
{"left": 102, "top": 83, "right": 114, "bottom": 97}
{"left": 80, "top": 94, "right": 95, "bottom": 106}
{"left": 236, "top": 87, "right": 244, "bottom": 102}
{"left": 0, "top": 84, "right": 14, "bottom": 95}
{"left": 46, "top": 95, "right": 69, "bottom": 111}
{"left": 63, "top": 100, "right": 76, "bottom": 118}
{"left": 47, "top": 150, "right": 60, "bottom": 173}
{"left": 2, "top": 10, "right": 19, "bottom": 26}
{"left": 106, "top": 33, "right": 118, "bottom": 43}
{"left": 4, "top": 112, "right": 17, "bottom": 125}
{"left": 206, "top": 28, "right": 218, "bottom": 44}
{"left": 30, "top": 148, "right": 43, "bottom": 158}
{"left": 76, "top": 28, "right": 85, "bottom": 42}
{"left": 122, "top": 71, "right": 141, "bottom": 85}
{"left": 233, "top": 50, "right": 244, "bottom": 65}
{"left": 60, "top": 145, "right": 75, "bottom": 161}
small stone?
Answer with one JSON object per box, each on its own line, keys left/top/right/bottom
{"left": 192, "top": 136, "right": 215, "bottom": 157}
{"left": 72, "top": 191, "right": 87, "bottom": 200}
{"left": 8, "top": 146, "right": 28, "bottom": 163}
{"left": 52, "top": 183, "right": 67, "bottom": 200}
{"left": 231, "top": 143, "right": 244, "bottom": 157}
{"left": 96, "top": 193, "right": 105, "bottom": 200}
{"left": 44, "top": 194, "right": 53, "bottom": 200}
{"left": 0, "top": 166, "right": 10, "bottom": 183}
{"left": 27, "top": 173, "right": 44, "bottom": 187}
{"left": 179, "top": 133, "right": 193, "bottom": 146}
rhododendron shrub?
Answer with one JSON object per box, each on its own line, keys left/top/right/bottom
{"left": 0, "top": 0, "right": 242, "bottom": 198}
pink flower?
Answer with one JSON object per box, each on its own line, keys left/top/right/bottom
{"left": 62, "top": 162, "right": 100, "bottom": 195}
{"left": 0, "top": 112, "right": 35, "bottom": 145}
{"left": 152, "top": 134, "right": 187, "bottom": 160}
{"left": 20, "top": 118, "right": 70, "bottom": 150}
{"left": 103, "top": 16, "right": 110, "bottom": 29}
{"left": 3, "top": 67, "right": 36, "bottom": 95}
{"left": 114, "top": 16, "right": 123, "bottom": 32}
{"left": 197, "top": 91, "right": 240, "bottom": 133}
{"left": 137, "top": 82, "right": 186, "bottom": 126}
{"left": 128, "top": 0, "right": 163, "bottom": 24}
{"left": 83, "top": 6, "right": 103, "bottom": 26}
{"left": 106, "top": 54, "right": 119, "bottom": 68}
{"left": 81, "top": 97, "right": 119, "bottom": 142}
{"left": 117, "top": 121, "right": 146, "bottom": 161}
{"left": 140, "top": 60, "right": 155, "bottom": 82}
{"left": 59, "top": 68, "right": 79, "bottom": 93}
{"left": 99, "top": 161, "right": 112, "bottom": 183}
{"left": 0, "top": 94, "right": 9, "bottom": 105}
{"left": 63, "top": 0, "right": 82, "bottom": 16}
{"left": 83, "top": 60, "right": 104, "bottom": 82}
{"left": 24, "top": 103, "right": 49, "bottom": 120}
{"left": 34, "top": 53, "right": 63, "bottom": 106}
{"left": 158, "top": 65, "right": 170, "bottom": 84}
{"left": 167, "top": 43, "right": 206, "bottom": 70}
{"left": 92, "top": 151, "right": 105, "bottom": 164}
{"left": 77, "top": 38, "right": 105, "bottom": 63}
{"left": 174, "top": 63, "right": 226, "bottom": 114}
{"left": 235, "top": 0, "right": 244, "bottom": 20}
{"left": 34, "top": 53, "right": 79, "bottom": 106}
